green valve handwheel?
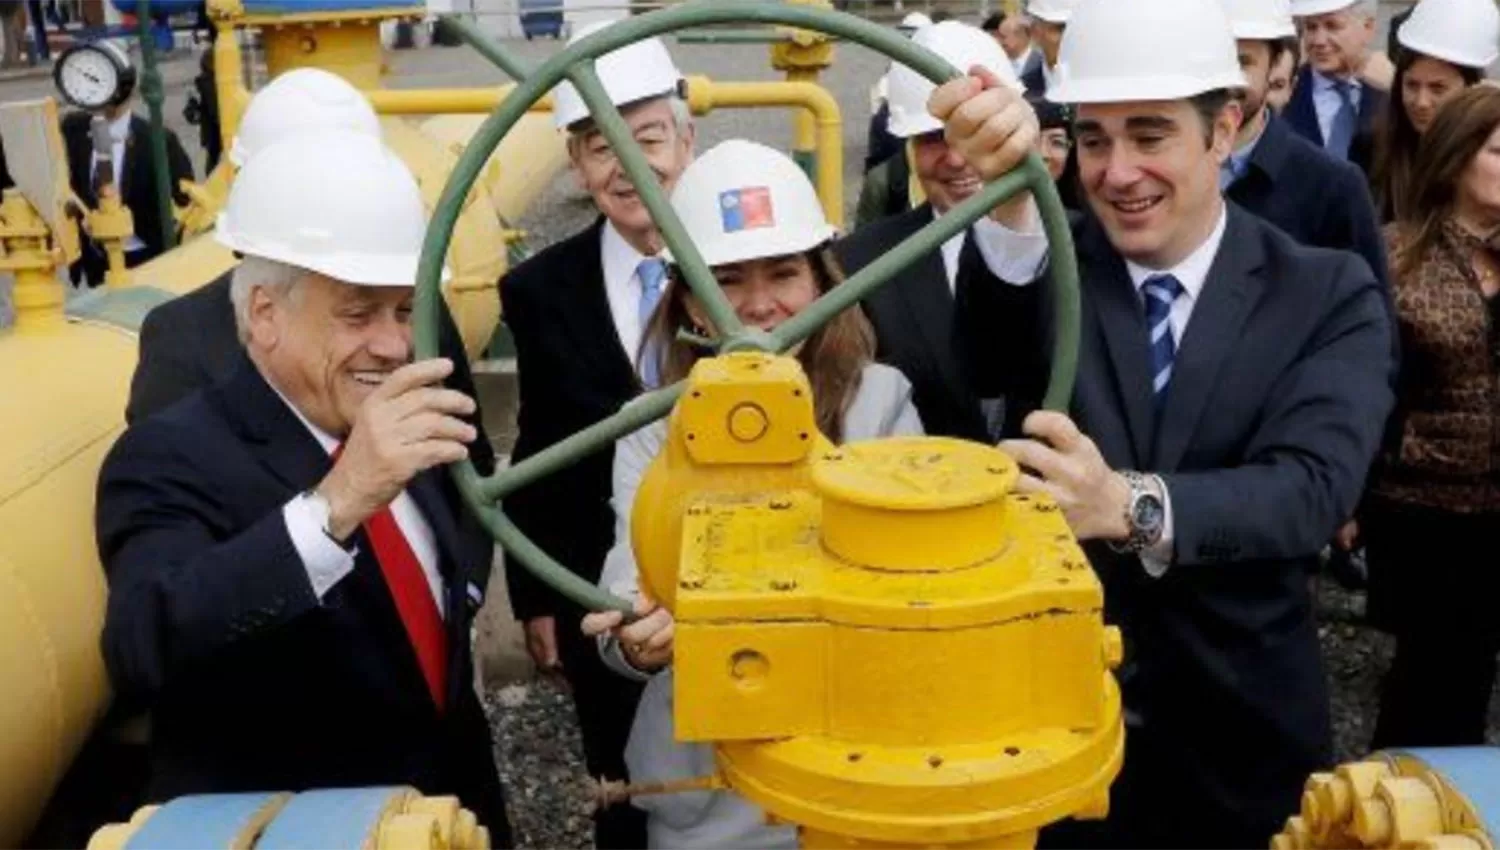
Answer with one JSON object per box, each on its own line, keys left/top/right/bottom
{"left": 415, "top": 1, "right": 1082, "bottom": 615}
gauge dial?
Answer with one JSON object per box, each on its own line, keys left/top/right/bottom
{"left": 54, "top": 44, "right": 127, "bottom": 110}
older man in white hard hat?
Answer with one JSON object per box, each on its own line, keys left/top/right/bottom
{"left": 126, "top": 67, "right": 486, "bottom": 482}
{"left": 97, "top": 129, "right": 512, "bottom": 845}
{"left": 847, "top": 20, "right": 1049, "bottom": 442}
{"left": 498, "top": 18, "right": 690, "bottom": 849}
{"left": 1284, "top": 0, "right": 1389, "bottom": 173}
{"left": 932, "top": 0, "right": 1394, "bottom": 845}
{"left": 1020, "top": 0, "right": 1076, "bottom": 95}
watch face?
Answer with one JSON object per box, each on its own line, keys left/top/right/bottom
{"left": 1133, "top": 493, "right": 1165, "bottom": 533}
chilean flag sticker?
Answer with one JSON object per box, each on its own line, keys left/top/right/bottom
{"left": 719, "top": 186, "right": 775, "bottom": 234}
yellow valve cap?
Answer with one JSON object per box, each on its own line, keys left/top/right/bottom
{"left": 813, "top": 437, "right": 1018, "bottom": 571}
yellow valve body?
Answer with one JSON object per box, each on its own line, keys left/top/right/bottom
{"left": 634, "top": 353, "right": 1124, "bottom": 847}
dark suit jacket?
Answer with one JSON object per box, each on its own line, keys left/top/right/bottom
{"left": 1021, "top": 61, "right": 1045, "bottom": 98}
{"left": 125, "top": 271, "right": 495, "bottom": 475}
{"left": 62, "top": 111, "right": 194, "bottom": 282}
{"left": 1228, "top": 114, "right": 1399, "bottom": 381}
{"left": 1019, "top": 205, "right": 1393, "bottom": 847}
{"left": 96, "top": 357, "right": 511, "bottom": 841}
{"left": 501, "top": 218, "right": 640, "bottom": 622}
{"left": 837, "top": 204, "right": 1047, "bottom": 442}
{"left": 1283, "top": 70, "right": 1385, "bottom": 177}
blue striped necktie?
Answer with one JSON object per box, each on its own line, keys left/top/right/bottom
{"left": 1326, "top": 80, "right": 1358, "bottom": 160}
{"left": 637, "top": 258, "right": 668, "bottom": 388}
{"left": 1142, "top": 274, "right": 1185, "bottom": 408}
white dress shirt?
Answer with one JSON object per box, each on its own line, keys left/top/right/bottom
{"left": 1311, "top": 70, "right": 1362, "bottom": 146}
{"left": 1120, "top": 204, "right": 1230, "bottom": 576}
{"left": 1042, "top": 62, "right": 1062, "bottom": 97}
{"left": 91, "top": 111, "right": 146, "bottom": 252}
{"left": 275, "top": 387, "right": 445, "bottom": 616}
{"left": 600, "top": 220, "right": 659, "bottom": 366}
{"left": 933, "top": 203, "right": 1050, "bottom": 292}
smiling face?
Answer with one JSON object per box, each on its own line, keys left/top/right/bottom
{"left": 1457, "top": 124, "right": 1500, "bottom": 226}
{"left": 569, "top": 96, "right": 695, "bottom": 251}
{"left": 911, "top": 130, "right": 984, "bottom": 213}
{"left": 684, "top": 253, "right": 820, "bottom": 335}
{"left": 1298, "top": 7, "right": 1374, "bottom": 77}
{"left": 1075, "top": 97, "right": 1239, "bottom": 268}
{"left": 1267, "top": 47, "right": 1297, "bottom": 113}
{"left": 247, "top": 271, "right": 414, "bottom": 437}
{"left": 1403, "top": 56, "right": 1470, "bottom": 135}
{"left": 1236, "top": 39, "right": 1274, "bottom": 123}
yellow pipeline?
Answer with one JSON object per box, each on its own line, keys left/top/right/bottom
{"left": 364, "top": 77, "right": 847, "bottom": 230}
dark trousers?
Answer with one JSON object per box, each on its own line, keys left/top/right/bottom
{"left": 555, "top": 607, "right": 647, "bottom": 849}
{"left": 1366, "top": 500, "right": 1500, "bottom": 750}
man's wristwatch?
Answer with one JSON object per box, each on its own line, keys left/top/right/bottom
{"left": 303, "top": 489, "right": 353, "bottom": 550}
{"left": 1109, "top": 471, "right": 1165, "bottom": 554}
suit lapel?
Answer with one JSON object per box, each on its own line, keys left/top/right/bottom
{"left": 557, "top": 218, "right": 637, "bottom": 389}
{"left": 892, "top": 205, "right": 969, "bottom": 406}
{"left": 215, "top": 353, "right": 334, "bottom": 493}
{"left": 1079, "top": 221, "right": 1155, "bottom": 465}
{"left": 1151, "top": 207, "right": 1266, "bottom": 470}
{"left": 1286, "top": 73, "right": 1324, "bottom": 147}
{"left": 406, "top": 468, "right": 480, "bottom": 710}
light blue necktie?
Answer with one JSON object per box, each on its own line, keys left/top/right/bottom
{"left": 1326, "top": 80, "right": 1358, "bottom": 160}
{"left": 636, "top": 258, "right": 668, "bottom": 387}
{"left": 1219, "top": 154, "right": 1248, "bottom": 190}
{"left": 1142, "top": 274, "right": 1185, "bottom": 412}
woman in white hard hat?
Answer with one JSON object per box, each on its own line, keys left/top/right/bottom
{"left": 1372, "top": 0, "right": 1499, "bottom": 221}
{"left": 581, "top": 139, "right": 922, "bottom": 849}
{"left": 1363, "top": 84, "right": 1500, "bottom": 750}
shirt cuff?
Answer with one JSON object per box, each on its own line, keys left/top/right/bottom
{"left": 971, "top": 212, "right": 1048, "bottom": 285}
{"left": 283, "top": 494, "right": 357, "bottom": 599}
{"left": 1141, "top": 474, "right": 1174, "bottom": 578}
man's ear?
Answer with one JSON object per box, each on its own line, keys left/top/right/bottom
{"left": 1212, "top": 99, "right": 1244, "bottom": 162}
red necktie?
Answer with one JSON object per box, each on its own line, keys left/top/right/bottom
{"left": 331, "top": 445, "right": 447, "bottom": 710}
{"left": 364, "top": 505, "right": 448, "bottom": 712}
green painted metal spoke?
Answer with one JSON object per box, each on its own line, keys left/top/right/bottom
{"left": 479, "top": 384, "right": 684, "bottom": 503}
{"left": 419, "top": 2, "right": 1083, "bottom": 614}
{"left": 564, "top": 60, "right": 742, "bottom": 341}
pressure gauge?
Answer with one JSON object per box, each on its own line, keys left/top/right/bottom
{"left": 53, "top": 41, "right": 137, "bottom": 111}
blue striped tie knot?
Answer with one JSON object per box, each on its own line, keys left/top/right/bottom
{"left": 1142, "top": 274, "right": 1184, "bottom": 403}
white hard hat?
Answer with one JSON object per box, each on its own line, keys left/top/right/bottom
{"left": 663, "top": 140, "right": 837, "bottom": 268}
{"left": 1047, "top": 0, "right": 1246, "bottom": 105}
{"left": 216, "top": 130, "right": 445, "bottom": 286}
{"left": 886, "top": 20, "right": 1025, "bottom": 139}
{"left": 552, "top": 19, "right": 684, "bottom": 132}
{"left": 1028, "top": 0, "right": 1078, "bottom": 24}
{"left": 1224, "top": 0, "right": 1297, "bottom": 40}
{"left": 1398, "top": 0, "right": 1500, "bottom": 70}
{"left": 229, "top": 67, "right": 381, "bottom": 168}
{"left": 899, "top": 11, "right": 934, "bottom": 31}
{"left": 1289, "top": 0, "right": 1363, "bottom": 17}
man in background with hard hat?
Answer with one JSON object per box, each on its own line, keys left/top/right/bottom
{"left": 1285, "top": 0, "right": 1388, "bottom": 175}
{"left": 1222, "top": 0, "right": 1392, "bottom": 332}
{"left": 843, "top": 20, "right": 1050, "bottom": 443}
{"left": 1020, "top": 0, "right": 1075, "bottom": 97}
{"left": 984, "top": 11, "right": 1043, "bottom": 82}
{"left": 125, "top": 67, "right": 491, "bottom": 486}
{"left": 933, "top": 0, "right": 1394, "bottom": 844}
{"left": 95, "top": 128, "right": 512, "bottom": 844}
{"left": 866, "top": 11, "right": 934, "bottom": 173}
{"left": 498, "top": 20, "right": 688, "bottom": 849}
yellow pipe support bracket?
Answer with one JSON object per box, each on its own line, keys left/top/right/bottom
{"left": 0, "top": 189, "right": 65, "bottom": 331}
{"left": 86, "top": 186, "right": 137, "bottom": 288}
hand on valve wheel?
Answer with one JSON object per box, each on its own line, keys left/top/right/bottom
{"left": 582, "top": 597, "right": 675, "bottom": 674}
{"left": 316, "top": 358, "right": 477, "bottom": 542}
{"left": 928, "top": 64, "right": 1041, "bottom": 187}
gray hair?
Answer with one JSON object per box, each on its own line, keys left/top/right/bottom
{"left": 230, "top": 256, "right": 302, "bottom": 343}
{"left": 565, "top": 95, "right": 693, "bottom": 158}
